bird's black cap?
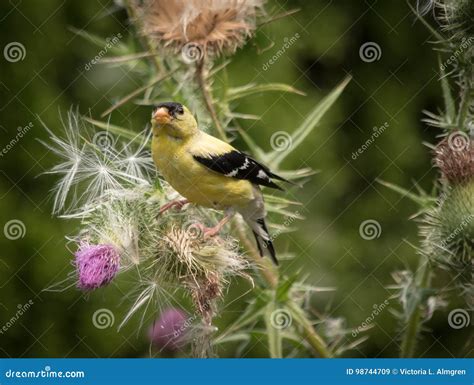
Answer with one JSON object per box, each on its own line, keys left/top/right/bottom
{"left": 154, "top": 102, "right": 184, "bottom": 117}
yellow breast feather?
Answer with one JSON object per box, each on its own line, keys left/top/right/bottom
{"left": 152, "top": 132, "right": 254, "bottom": 208}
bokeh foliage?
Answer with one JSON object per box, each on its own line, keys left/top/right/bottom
{"left": 0, "top": 0, "right": 469, "bottom": 357}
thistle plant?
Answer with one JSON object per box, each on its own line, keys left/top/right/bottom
{"left": 382, "top": 0, "right": 473, "bottom": 357}
{"left": 42, "top": 0, "right": 357, "bottom": 358}
{"left": 75, "top": 243, "right": 120, "bottom": 291}
{"left": 43, "top": 110, "right": 249, "bottom": 341}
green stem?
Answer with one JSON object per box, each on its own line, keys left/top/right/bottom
{"left": 457, "top": 81, "right": 471, "bottom": 131}
{"left": 235, "top": 218, "right": 332, "bottom": 358}
{"left": 124, "top": 0, "right": 163, "bottom": 74}
{"left": 400, "top": 257, "right": 432, "bottom": 358}
{"left": 196, "top": 58, "right": 228, "bottom": 141}
{"left": 266, "top": 301, "right": 283, "bottom": 358}
{"left": 287, "top": 301, "right": 333, "bottom": 358}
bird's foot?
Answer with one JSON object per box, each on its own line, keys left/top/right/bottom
{"left": 186, "top": 223, "right": 220, "bottom": 239}
{"left": 202, "top": 225, "right": 222, "bottom": 239}
{"left": 198, "top": 214, "right": 233, "bottom": 239}
{"left": 158, "top": 199, "right": 189, "bottom": 215}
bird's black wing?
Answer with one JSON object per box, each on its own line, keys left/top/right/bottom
{"left": 193, "top": 150, "right": 289, "bottom": 190}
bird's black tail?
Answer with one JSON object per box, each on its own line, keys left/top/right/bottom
{"left": 251, "top": 218, "right": 278, "bottom": 266}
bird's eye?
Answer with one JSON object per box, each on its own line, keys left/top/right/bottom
{"left": 177, "top": 107, "right": 184, "bottom": 114}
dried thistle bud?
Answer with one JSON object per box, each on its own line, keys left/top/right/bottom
{"left": 434, "top": 134, "right": 474, "bottom": 186}
{"left": 161, "top": 226, "right": 248, "bottom": 321}
{"left": 162, "top": 225, "right": 248, "bottom": 280}
{"left": 189, "top": 271, "right": 222, "bottom": 323}
{"left": 75, "top": 243, "right": 120, "bottom": 291}
{"left": 138, "top": 0, "right": 264, "bottom": 61}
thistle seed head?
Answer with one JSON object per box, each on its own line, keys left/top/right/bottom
{"left": 138, "top": 0, "right": 264, "bottom": 60}
{"left": 434, "top": 135, "right": 474, "bottom": 186}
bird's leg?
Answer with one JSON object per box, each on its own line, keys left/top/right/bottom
{"left": 158, "top": 199, "right": 189, "bottom": 215}
{"left": 197, "top": 210, "right": 235, "bottom": 239}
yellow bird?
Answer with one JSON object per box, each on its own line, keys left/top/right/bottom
{"left": 151, "top": 102, "right": 291, "bottom": 265}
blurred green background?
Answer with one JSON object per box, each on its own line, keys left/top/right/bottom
{"left": 0, "top": 0, "right": 469, "bottom": 358}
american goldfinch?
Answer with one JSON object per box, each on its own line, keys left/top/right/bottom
{"left": 151, "top": 102, "right": 291, "bottom": 265}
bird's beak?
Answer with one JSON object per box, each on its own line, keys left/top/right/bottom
{"left": 152, "top": 107, "right": 171, "bottom": 124}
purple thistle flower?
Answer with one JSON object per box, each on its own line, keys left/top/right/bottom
{"left": 148, "top": 308, "right": 188, "bottom": 351}
{"left": 75, "top": 243, "right": 120, "bottom": 291}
